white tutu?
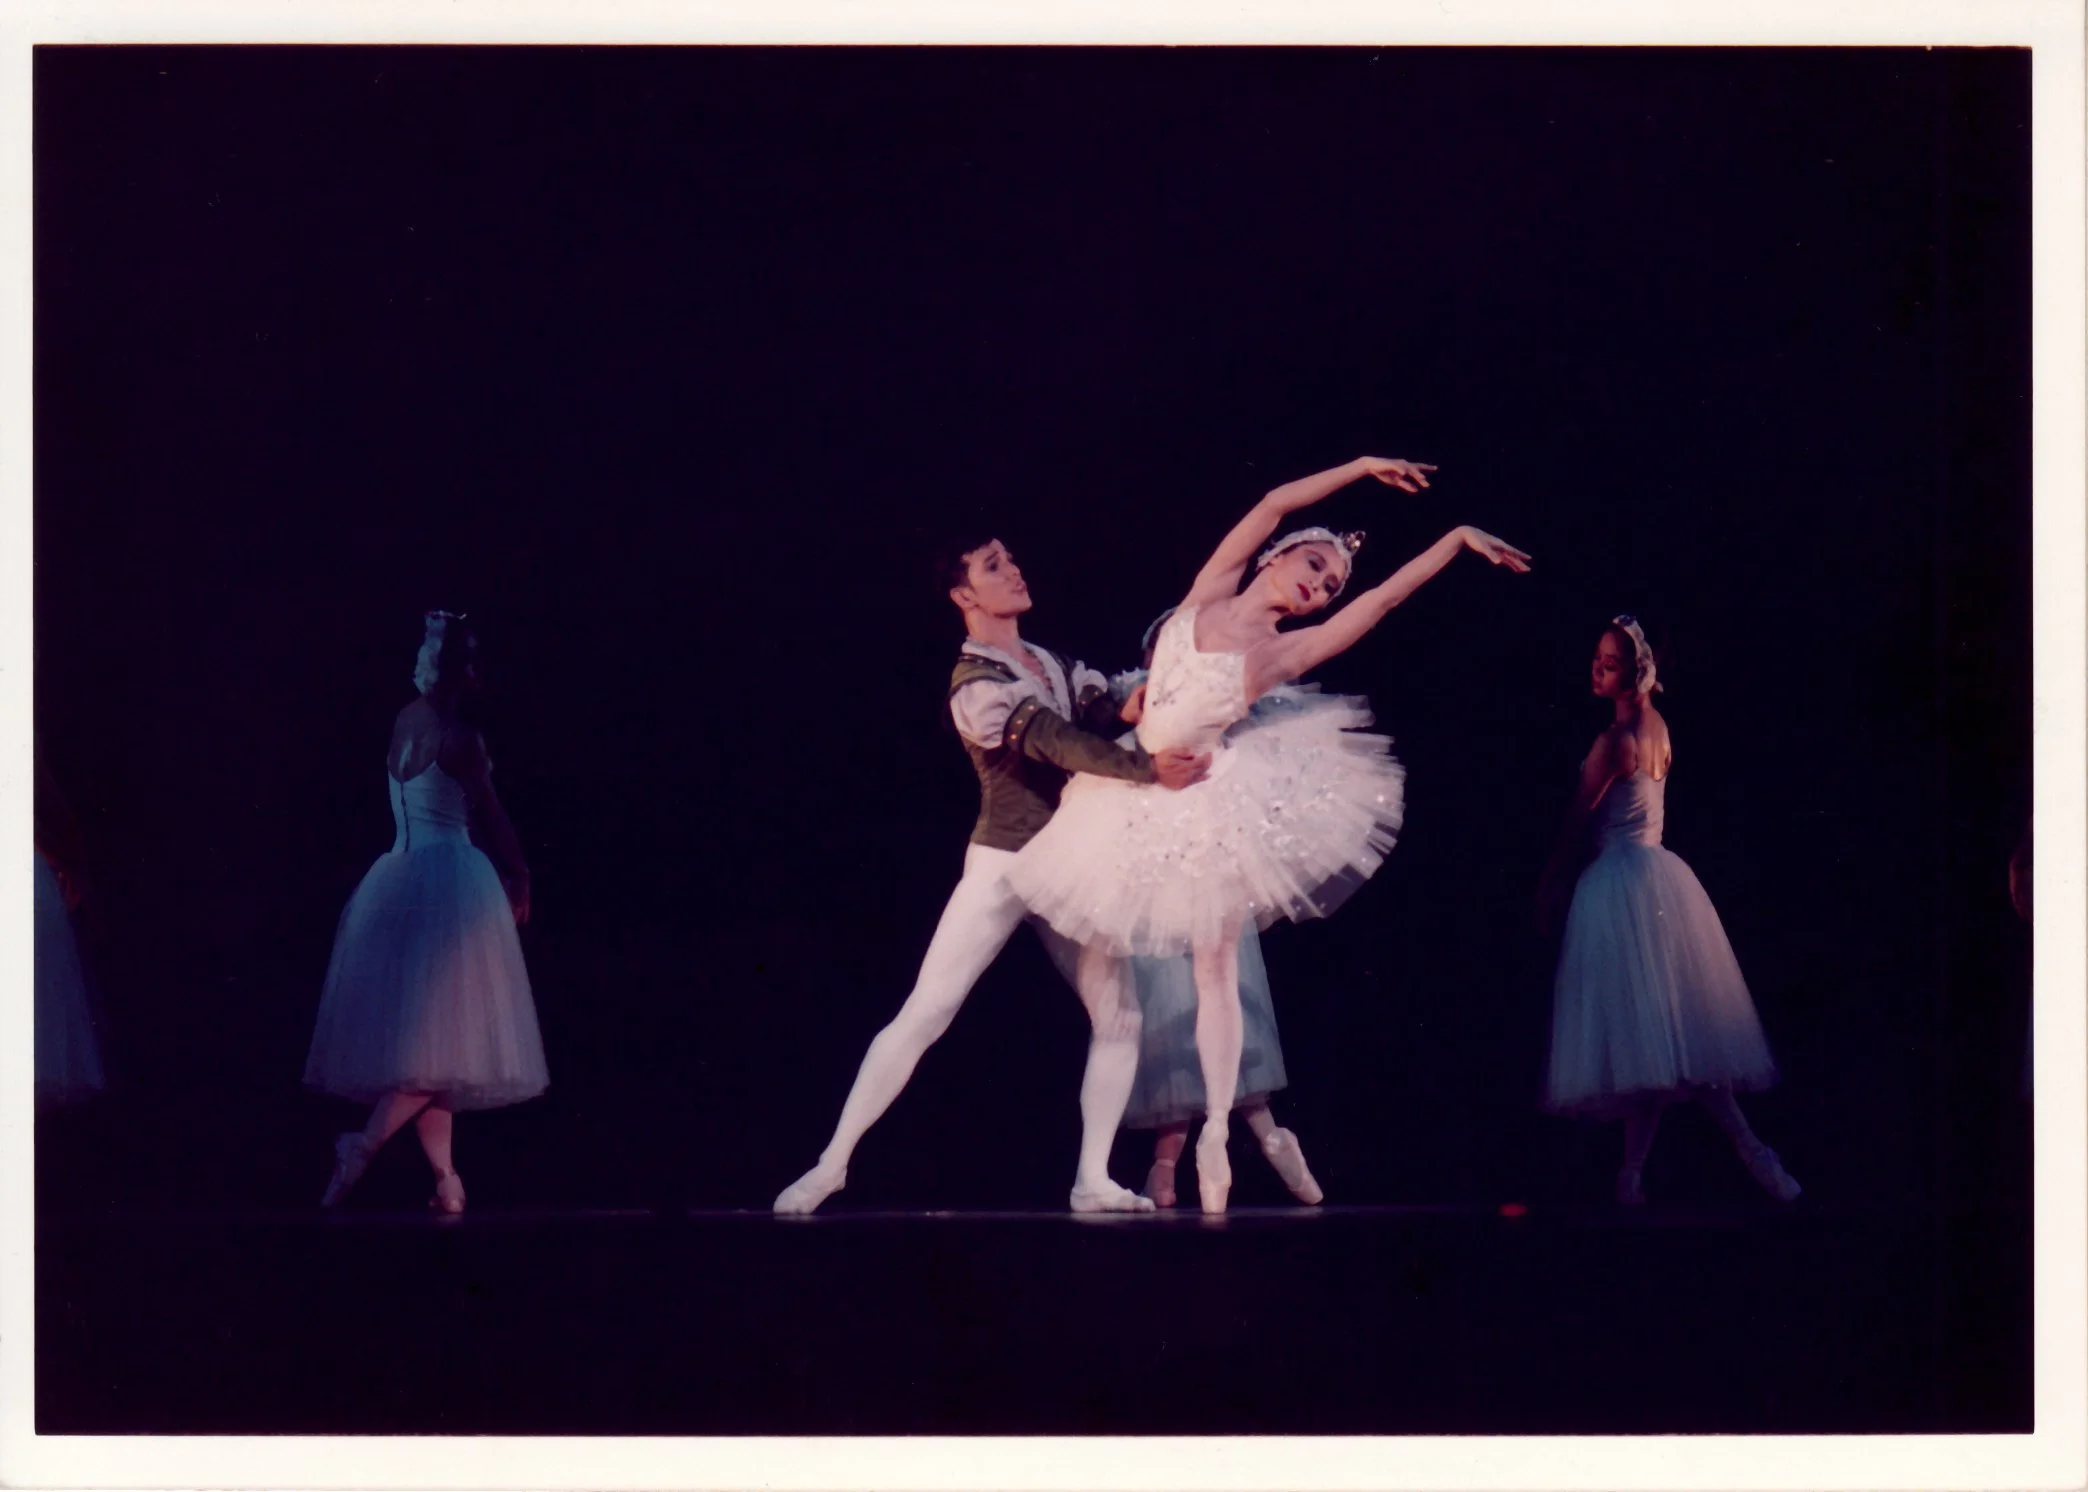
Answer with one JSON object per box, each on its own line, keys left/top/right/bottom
{"left": 1008, "top": 608, "right": 1404, "bottom": 957}
{"left": 304, "top": 769, "right": 547, "bottom": 1111}
{"left": 35, "top": 851, "right": 105, "bottom": 1109}
{"left": 1544, "top": 772, "right": 1776, "bottom": 1115}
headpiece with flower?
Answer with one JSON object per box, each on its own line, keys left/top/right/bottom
{"left": 1253, "top": 526, "right": 1367, "bottom": 579}
{"left": 1611, "top": 614, "right": 1662, "bottom": 695}
{"left": 412, "top": 610, "right": 469, "bottom": 696}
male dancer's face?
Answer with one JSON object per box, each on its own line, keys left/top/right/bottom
{"left": 951, "top": 540, "right": 1034, "bottom": 620}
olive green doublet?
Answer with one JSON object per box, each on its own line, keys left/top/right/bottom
{"left": 949, "top": 648, "right": 1158, "bottom": 852}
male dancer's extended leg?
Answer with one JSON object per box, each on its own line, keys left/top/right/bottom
{"left": 775, "top": 845, "right": 1030, "bottom": 1215}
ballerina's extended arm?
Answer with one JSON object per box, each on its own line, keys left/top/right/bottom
{"left": 1534, "top": 728, "right": 1637, "bottom": 936}
{"left": 1244, "top": 525, "right": 1531, "bottom": 699}
{"left": 1179, "top": 456, "right": 1436, "bottom": 610}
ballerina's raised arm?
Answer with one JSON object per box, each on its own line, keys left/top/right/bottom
{"left": 1179, "top": 456, "right": 1437, "bottom": 612}
{"left": 1245, "top": 522, "right": 1530, "bottom": 698}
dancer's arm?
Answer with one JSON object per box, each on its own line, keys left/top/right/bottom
{"left": 1009, "top": 699, "right": 1208, "bottom": 789}
{"left": 1535, "top": 729, "right": 1633, "bottom": 934}
{"left": 953, "top": 672, "right": 1133, "bottom": 763}
{"left": 1180, "top": 456, "right": 1435, "bottom": 609}
{"left": 1245, "top": 526, "right": 1531, "bottom": 697}
{"left": 953, "top": 669, "right": 1207, "bottom": 788}
{"left": 443, "top": 727, "right": 532, "bottom": 925}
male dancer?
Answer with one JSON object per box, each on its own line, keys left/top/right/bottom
{"left": 774, "top": 537, "right": 1209, "bottom": 1215}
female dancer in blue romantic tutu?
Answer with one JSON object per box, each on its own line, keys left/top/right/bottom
{"left": 305, "top": 612, "right": 547, "bottom": 1214}
{"left": 1537, "top": 616, "right": 1800, "bottom": 1205}
{"left": 1009, "top": 455, "right": 1530, "bottom": 1212}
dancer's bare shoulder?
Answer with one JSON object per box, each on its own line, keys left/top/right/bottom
{"left": 388, "top": 698, "right": 445, "bottom": 780}
{"left": 1639, "top": 705, "right": 1673, "bottom": 780}
{"left": 1589, "top": 722, "right": 1634, "bottom": 774}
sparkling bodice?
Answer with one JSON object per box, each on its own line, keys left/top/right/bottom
{"left": 389, "top": 766, "right": 473, "bottom": 851}
{"left": 1135, "top": 606, "right": 1251, "bottom": 754}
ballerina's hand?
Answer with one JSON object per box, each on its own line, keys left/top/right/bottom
{"left": 1459, "top": 527, "right": 1532, "bottom": 572}
{"left": 1358, "top": 456, "right": 1435, "bottom": 492}
{"left": 1153, "top": 746, "right": 1212, "bottom": 791}
{"left": 1119, "top": 682, "right": 1147, "bottom": 726}
{"left": 507, "top": 876, "right": 533, "bottom": 927}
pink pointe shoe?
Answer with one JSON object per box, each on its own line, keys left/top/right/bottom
{"left": 1195, "top": 1123, "right": 1232, "bottom": 1216}
{"left": 429, "top": 1169, "right": 466, "bottom": 1215}
{"left": 321, "top": 1133, "right": 373, "bottom": 1208}
{"left": 1142, "top": 1157, "right": 1179, "bottom": 1209}
{"left": 1261, "top": 1127, "right": 1324, "bottom": 1205}
{"left": 1739, "top": 1143, "right": 1801, "bottom": 1203}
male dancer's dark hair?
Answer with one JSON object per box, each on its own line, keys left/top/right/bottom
{"left": 935, "top": 532, "right": 1005, "bottom": 594}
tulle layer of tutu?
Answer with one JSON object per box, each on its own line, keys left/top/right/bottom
{"left": 1544, "top": 843, "right": 1776, "bottom": 1116}
{"left": 1123, "top": 928, "right": 1287, "bottom": 1129}
{"left": 1008, "top": 692, "right": 1405, "bottom": 957}
{"left": 35, "top": 853, "right": 105, "bottom": 1109}
{"left": 304, "top": 843, "right": 547, "bottom": 1111}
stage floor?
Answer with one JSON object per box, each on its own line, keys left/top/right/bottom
{"left": 35, "top": 1200, "right": 2031, "bottom": 1436}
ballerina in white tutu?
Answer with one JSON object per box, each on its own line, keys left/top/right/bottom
{"left": 1536, "top": 616, "right": 1800, "bottom": 1206}
{"left": 304, "top": 612, "right": 546, "bottom": 1214}
{"left": 1009, "top": 456, "right": 1531, "bottom": 1212}
{"left": 1111, "top": 614, "right": 1323, "bottom": 1208}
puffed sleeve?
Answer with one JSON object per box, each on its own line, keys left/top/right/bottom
{"left": 949, "top": 675, "right": 1042, "bottom": 750}
{"left": 1070, "top": 660, "right": 1111, "bottom": 701}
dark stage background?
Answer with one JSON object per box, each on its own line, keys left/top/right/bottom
{"left": 34, "top": 47, "right": 2029, "bottom": 1234}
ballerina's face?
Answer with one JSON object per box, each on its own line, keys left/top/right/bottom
{"left": 952, "top": 539, "right": 1033, "bottom": 618}
{"left": 1591, "top": 629, "right": 1636, "bottom": 700}
{"left": 1262, "top": 542, "right": 1349, "bottom": 616}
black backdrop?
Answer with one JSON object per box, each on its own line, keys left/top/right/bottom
{"left": 33, "top": 46, "right": 2029, "bottom": 1216}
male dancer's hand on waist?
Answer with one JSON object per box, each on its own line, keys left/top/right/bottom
{"left": 1153, "top": 747, "right": 1212, "bottom": 790}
